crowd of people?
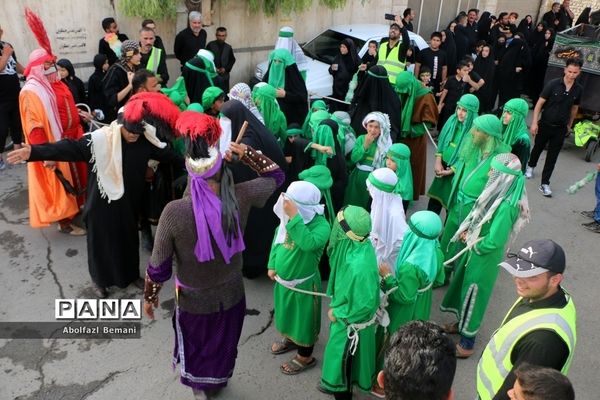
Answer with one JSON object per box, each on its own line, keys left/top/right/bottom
{"left": 2, "top": 2, "right": 598, "bottom": 399}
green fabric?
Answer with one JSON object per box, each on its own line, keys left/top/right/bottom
{"left": 186, "top": 103, "right": 204, "bottom": 112}
{"left": 201, "top": 86, "right": 224, "bottom": 110}
{"left": 438, "top": 94, "right": 480, "bottom": 166}
{"left": 386, "top": 143, "right": 413, "bottom": 201}
{"left": 184, "top": 56, "right": 217, "bottom": 86}
{"left": 253, "top": 84, "right": 288, "bottom": 143}
{"left": 267, "top": 48, "right": 296, "bottom": 89}
{"left": 344, "top": 135, "right": 377, "bottom": 209}
{"left": 161, "top": 76, "right": 188, "bottom": 111}
{"left": 574, "top": 120, "right": 600, "bottom": 146}
{"left": 322, "top": 206, "right": 379, "bottom": 393}
{"left": 367, "top": 173, "right": 396, "bottom": 193}
{"left": 268, "top": 214, "right": 330, "bottom": 346}
{"left": 441, "top": 202, "right": 519, "bottom": 337}
{"left": 440, "top": 151, "right": 501, "bottom": 266}
{"left": 308, "top": 110, "right": 330, "bottom": 136}
{"left": 301, "top": 100, "right": 329, "bottom": 138}
{"left": 299, "top": 165, "right": 335, "bottom": 225}
{"left": 396, "top": 211, "right": 443, "bottom": 281}
{"left": 278, "top": 30, "right": 294, "bottom": 38}
{"left": 395, "top": 71, "right": 431, "bottom": 136}
{"left": 502, "top": 98, "right": 531, "bottom": 146}
{"left": 331, "top": 111, "right": 355, "bottom": 154}
{"left": 472, "top": 114, "right": 503, "bottom": 139}
{"left": 490, "top": 158, "right": 527, "bottom": 207}
{"left": 310, "top": 123, "right": 336, "bottom": 166}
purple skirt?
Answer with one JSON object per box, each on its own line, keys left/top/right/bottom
{"left": 172, "top": 297, "right": 246, "bottom": 390}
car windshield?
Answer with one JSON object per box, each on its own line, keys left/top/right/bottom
{"left": 302, "top": 30, "right": 366, "bottom": 64}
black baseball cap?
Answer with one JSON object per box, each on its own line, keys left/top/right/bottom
{"left": 499, "top": 239, "right": 566, "bottom": 278}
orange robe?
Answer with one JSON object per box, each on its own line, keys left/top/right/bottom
{"left": 19, "top": 90, "right": 79, "bottom": 227}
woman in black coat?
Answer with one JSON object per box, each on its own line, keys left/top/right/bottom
{"left": 328, "top": 38, "right": 360, "bottom": 112}
{"left": 473, "top": 44, "right": 496, "bottom": 113}
{"left": 528, "top": 28, "right": 555, "bottom": 104}
{"left": 87, "top": 54, "right": 109, "bottom": 118}
{"left": 57, "top": 58, "right": 87, "bottom": 105}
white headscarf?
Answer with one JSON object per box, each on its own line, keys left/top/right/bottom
{"left": 228, "top": 82, "right": 264, "bottom": 124}
{"left": 275, "top": 26, "right": 309, "bottom": 73}
{"left": 273, "top": 181, "right": 324, "bottom": 244}
{"left": 362, "top": 112, "right": 392, "bottom": 168}
{"left": 366, "top": 168, "right": 408, "bottom": 268}
{"left": 197, "top": 49, "right": 217, "bottom": 73}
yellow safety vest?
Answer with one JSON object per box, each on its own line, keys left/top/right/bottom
{"left": 476, "top": 292, "right": 577, "bottom": 400}
{"left": 377, "top": 42, "right": 406, "bottom": 85}
{"left": 146, "top": 47, "right": 162, "bottom": 75}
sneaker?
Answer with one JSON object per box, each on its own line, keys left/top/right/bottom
{"left": 0, "top": 160, "right": 6, "bottom": 170}
{"left": 581, "top": 210, "right": 596, "bottom": 219}
{"left": 524, "top": 166, "right": 533, "bottom": 179}
{"left": 539, "top": 184, "right": 552, "bottom": 197}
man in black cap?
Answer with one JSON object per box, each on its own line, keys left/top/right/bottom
{"left": 476, "top": 239, "right": 577, "bottom": 400}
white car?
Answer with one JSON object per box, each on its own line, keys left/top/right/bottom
{"left": 253, "top": 24, "right": 429, "bottom": 98}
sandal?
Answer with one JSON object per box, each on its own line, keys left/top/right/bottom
{"left": 58, "top": 224, "right": 86, "bottom": 236}
{"left": 280, "top": 356, "right": 316, "bottom": 375}
{"left": 370, "top": 383, "right": 385, "bottom": 398}
{"left": 270, "top": 338, "right": 298, "bottom": 355}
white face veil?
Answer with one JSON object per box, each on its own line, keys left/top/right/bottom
{"left": 366, "top": 167, "right": 408, "bottom": 268}
{"left": 274, "top": 26, "right": 308, "bottom": 72}
{"left": 273, "top": 181, "right": 324, "bottom": 244}
{"left": 362, "top": 112, "right": 393, "bottom": 168}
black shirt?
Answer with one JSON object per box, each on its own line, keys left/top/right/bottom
{"left": 492, "top": 288, "right": 571, "bottom": 400}
{"left": 416, "top": 48, "right": 447, "bottom": 82}
{"left": 539, "top": 78, "right": 583, "bottom": 126}
{"left": 174, "top": 27, "right": 207, "bottom": 66}
{"left": 443, "top": 75, "right": 467, "bottom": 108}
{"left": 0, "top": 41, "right": 20, "bottom": 101}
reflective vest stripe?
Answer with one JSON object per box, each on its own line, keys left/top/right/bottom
{"left": 476, "top": 295, "right": 576, "bottom": 400}
{"left": 377, "top": 42, "right": 405, "bottom": 84}
{"left": 146, "top": 47, "right": 161, "bottom": 74}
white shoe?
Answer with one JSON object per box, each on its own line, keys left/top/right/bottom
{"left": 525, "top": 166, "right": 533, "bottom": 179}
{"left": 539, "top": 184, "right": 552, "bottom": 197}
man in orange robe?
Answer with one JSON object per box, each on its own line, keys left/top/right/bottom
{"left": 19, "top": 48, "right": 83, "bottom": 234}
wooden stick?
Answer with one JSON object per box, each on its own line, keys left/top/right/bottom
{"left": 235, "top": 121, "right": 249, "bottom": 144}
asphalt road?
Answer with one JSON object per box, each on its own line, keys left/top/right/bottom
{"left": 0, "top": 132, "right": 598, "bottom": 400}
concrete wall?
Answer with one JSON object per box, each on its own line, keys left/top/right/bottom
{"left": 0, "top": 0, "right": 409, "bottom": 89}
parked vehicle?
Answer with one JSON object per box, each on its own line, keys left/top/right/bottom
{"left": 252, "top": 24, "right": 428, "bottom": 98}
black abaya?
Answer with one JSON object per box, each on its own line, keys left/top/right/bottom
{"left": 28, "top": 135, "right": 184, "bottom": 288}
{"left": 182, "top": 56, "right": 214, "bottom": 104}
{"left": 220, "top": 100, "right": 286, "bottom": 278}
{"left": 473, "top": 54, "right": 496, "bottom": 112}
{"left": 350, "top": 65, "right": 402, "bottom": 142}
{"left": 263, "top": 63, "right": 309, "bottom": 126}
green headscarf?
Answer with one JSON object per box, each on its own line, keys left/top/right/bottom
{"left": 299, "top": 165, "right": 335, "bottom": 225}
{"left": 186, "top": 103, "right": 204, "bottom": 112}
{"left": 502, "top": 98, "right": 530, "bottom": 146}
{"left": 331, "top": 111, "right": 355, "bottom": 154}
{"left": 308, "top": 110, "right": 330, "bottom": 136}
{"left": 201, "top": 86, "right": 224, "bottom": 110}
{"left": 185, "top": 55, "right": 217, "bottom": 86}
{"left": 472, "top": 114, "right": 503, "bottom": 139}
{"left": 309, "top": 122, "right": 336, "bottom": 166}
{"left": 395, "top": 211, "right": 443, "bottom": 282}
{"left": 437, "top": 94, "right": 480, "bottom": 166}
{"left": 386, "top": 143, "right": 413, "bottom": 201}
{"left": 327, "top": 206, "right": 372, "bottom": 268}
{"left": 267, "top": 48, "right": 296, "bottom": 89}
{"left": 160, "top": 76, "right": 188, "bottom": 111}
{"left": 253, "top": 84, "right": 287, "bottom": 143}
{"left": 458, "top": 114, "right": 507, "bottom": 163}
{"left": 302, "top": 101, "right": 329, "bottom": 138}
{"left": 395, "top": 71, "right": 431, "bottom": 135}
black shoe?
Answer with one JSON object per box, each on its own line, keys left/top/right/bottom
{"left": 581, "top": 210, "right": 596, "bottom": 219}
{"left": 93, "top": 285, "right": 108, "bottom": 299}
{"left": 583, "top": 221, "right": 600, "bottom": 233}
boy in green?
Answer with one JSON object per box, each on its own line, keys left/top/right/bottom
{"left": 320, "top": 206, "right": 380, "bottom": 399}
{"left": 441, "top": 153, "right": 530, "bottom": 358}
{"left": 501, "top": 97, "right": 531, "bottom": 172}
{"left": 268, "top": 181, "right": 331, "bottom": 374}
{"left": 372, "top": 210, "right": 444, "bottom": 398}
{"left": 439, "top": 114, "right": 507, "bottom": 274}
{"left": 344, "top": 112, "right": 392, "bottom": 209}
{"left": 427, "top": 93, "right": 479, "bottom": 214}
{"left": 385, "top": 143, "right": 413, "bottom": 212}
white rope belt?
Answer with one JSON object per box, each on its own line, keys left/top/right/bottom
{"left": 347, "top": 313, "right": 378, "bottom": 356}
{"left": 274, "top": 274, "right": 330, "bottom": 298}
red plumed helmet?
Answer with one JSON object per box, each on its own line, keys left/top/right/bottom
{"left": 25, "top": 7, "right": 54, "bottom": 58}
{"left": 176, "top": 111, "right": 222, "bottom": 147}
{"left": 123, "top": 92, "right": 181, "bottom": 128}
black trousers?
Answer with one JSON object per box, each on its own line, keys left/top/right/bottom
{"left": 0, "top": 100, "right": 23, "bottom": 152}
{"left": 528, "top": 121, "right": 567, "bottom": 185}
